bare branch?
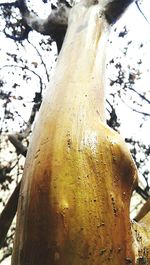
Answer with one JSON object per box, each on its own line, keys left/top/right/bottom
{"left": 22, "top": 4, "right": 69, "bottom": 33}
{"left": 8, "top": 98, "right": 41, "bottom": 155}
{"left": 121, "top": 98, "right": 150, "bottom": 116}
{"left": 0, "top": 1, "right": 18, "bottom": 8}
{"left": 135, "top": 0, "right": 150, "bottom": 24}
{"left": 20, "top": 100, "right": 41, "bottom": 139}
{"left": 131, "top": 108, "right": 150, "bottom": 116}
{"left": 105, "top": 0, "right": 135, "bottom": 24}
{"left": 0, "top": 181, "right": 21, "bottom": 248}
{"left": 1, "top": 64, "right": 44, "bottom": 93}
{"left": 134, "top": 196, "right": 150, "bottom": 222}
{"left": 135, "top": 185, "right": 149, "bottom": 201}
{"left": 0, "top": 0, "right": 32, "bottom": 41}
{"left": 8, "top": 134, "right": 27, "bottom": 156}
{"left": 0, "top": 160, "right": 19, "bottom": 184}
{"left": 128, "top": 86, "right": 150, "bottom": 105}
{"left": 0, "top": 91, "right": 42, "bottom": 245}
{"left": 17, "top": 0, "right": 70, "bottom": 51}
{"left": 0, "top": 0, "right": 70, "bottom": 51}
{"left": 4, "top": 25, "right": 31, "bottom": 41}
{"left": 17, "top": 0, "right": 28, "bottom": 13}
{"left": 106, "top": 99, "right": 120, "bottom": 130}
{"left": 27, "top": 40, "right": 50, "bottom": 82}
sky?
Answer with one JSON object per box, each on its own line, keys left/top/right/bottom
{"left": 106, "top": 0, "right": 150, "bottom": 140}
{"left": 0, "top": 0, "right": 150, "bottom": 264}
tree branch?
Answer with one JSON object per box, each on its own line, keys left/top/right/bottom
{"left": 1, "top": 0, "right": 136, "bottom": 50}
{"left": 0, "top": 132, "right": 28, "bottom": 247}
{"left": 0, "top": 181, "right": 21, "bottom": 248}
{"left": 17, "top": 0, "right": 70, "bottom": 52}
{"left": 134, "top": 196, "right": 150, "bottom": 222}
{"left": 128, "top": 86, "right": 150, "bottom": 105}
{"left": 0, "top": 1, "right": 18, "bottom": 8}
{"left": 135, "top": 185, "right": 149, "bottom": 201}
{"left": 0, "top": 0, "right": 70, "bottom": 51}
{"left": 1, "top": 64, "right": 44, "bottom": 93}
{"left": 8, "top": 134, "right": 27, "bottom": 156}
{"left": 121, "top": 97, "right": 150, "bottom": 117}
{"left": 27, "top": 40, "right": 50, "bottom": 82}
{"left": 4, "top": 25, "right": 31, "bottom": 41}
{"left": 105, "top": 0, "right": 135, "bottom": 24}
{"left": 8, "top": 96, "right": 41, "bottom": 155}
{"left": 0, "top": 92, "right": 42, "bottom": 246}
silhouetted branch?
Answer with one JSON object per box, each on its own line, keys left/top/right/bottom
{"left": 134, "top": 196, "right": 150, "bottom": 222}
{"left": 0, "top": 1, "right": 18, "bottom": 8}
{"left": 128, "top": 86, "right": 150, "bottom": 105}
{"left": 27, "top": 40, "right": 50, "bottom": 82}
{"left": 0, "top": 181, "right": 21, "bottom": 248}
{"left": 4, "top": 25, "right": 31, "bottom": 41}
{"left": 8, "top": 134, "right": 27, "bottom": 156}
{"left": 20, "top": 100, "right": 41, "bottom": 139}
{"left": 106, "top": 99, "right": 120, "bottom": 130}
{"left": 135, "top": 0, "right": 150, "bottom": 24}
{"left": 0, "top": 92, "right": 42, "bottom": 245}
{"left": 1, "top": 64, "right": 44, "bottom": 93}
{"left": 136, "top": 185, "right": 149, "bottom": 201}
{"left": 17, "top": 0, "right": 70, "bottom": 51}
{"left": 0, "top": 0, "right": 70, "bottom": 51}
{"left": 105, "top": 0, "right": 134, "bottom": 24}
{"left": 121, "top": 98, "right": 150, "bottom": 116}
{"left": 8, "top": 96, "right": 41, "bottom": 154}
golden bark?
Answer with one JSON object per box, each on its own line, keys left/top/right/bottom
{"left": 132, "top": 218, "right": 150, "bottom": 263}
{"left": 11, "top": 2, "right": 150, "bottom": 265}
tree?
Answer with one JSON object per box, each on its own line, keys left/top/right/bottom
{"left": 0, "top": 0, "right": 150, "bottom": 264}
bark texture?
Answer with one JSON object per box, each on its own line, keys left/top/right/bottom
{"left": 11, "top": 1, "right": 149, "bottom": 265}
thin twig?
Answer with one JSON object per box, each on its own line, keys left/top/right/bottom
{"left": 1, "top": 64, "right": 44, "bottom": 93}
{"left": 0, "top": 1, "right": 18, "bottom": 8}
{"left": 128, "top": 86, "right": 150, "bottom": 105}
{"left": 27, "top": 39, "right": 50, "bottom": 82}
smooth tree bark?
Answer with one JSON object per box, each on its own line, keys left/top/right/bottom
{"left": 11, "top": 0, "right": 150, "bottom": 265}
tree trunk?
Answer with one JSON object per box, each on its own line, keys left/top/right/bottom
{"left": 11, "top": 1, "right": 150, "bottom": 265}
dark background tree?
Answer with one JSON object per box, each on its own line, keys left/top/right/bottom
{"left": 0, "top": 0, "right": 150, "bottom": 263}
